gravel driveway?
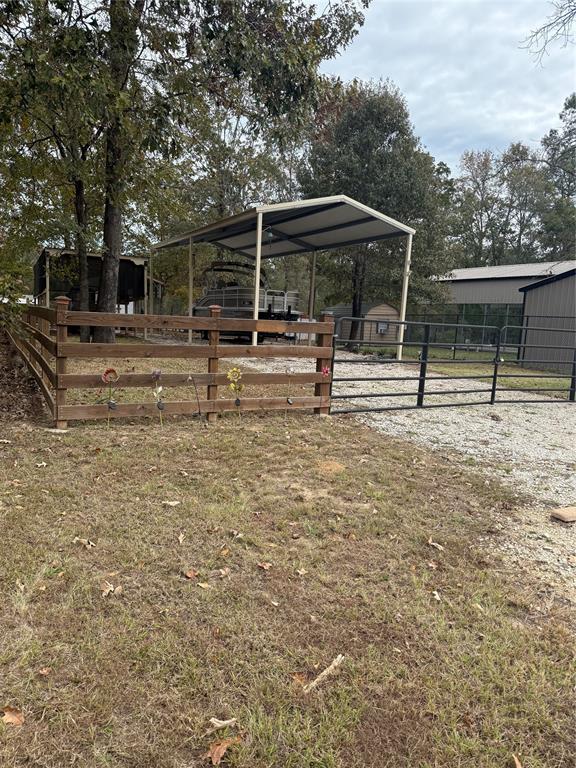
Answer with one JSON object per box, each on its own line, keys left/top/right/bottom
{"left": 239, "top": 351, "right": 576, "bottom": 600}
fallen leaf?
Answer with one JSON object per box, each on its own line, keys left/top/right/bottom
{"left": 2, "top": 706, "right": 24, "bottom": 726}
{"left": 432, "top": 590, "right": 441, "bottom": 602}
{"left": 296, "top": 568, "right": 308, "bottom": 576}
{"left": 177, "top": 532, "right": 185, "bottom": 545}
{"left": 35, "top": 462, "right": 47, "bottom": 468}
{"left": 204, "top": 737, "right": 241, "bottom": 765}
{"left": 427, "top": 561, "right": 438, "bottom": 570}
{"left": 197, "top": 582, "right": 211, "bottom": 589}
{"left": 183, "top": 569, "right": 199, "bottom": 580}
{"left": 258, "top": 562, "right": 272, "bottom": 571}
{"left": 204, "top": 716, "right": 237, "bottom": 736}
{"left": 100, "top": 580, "right": 121, "bottom": 597}
{"left": 270, "top": 600, "right": 279, "bottom": 607}
{"left": 428, "top": 537, "right": 445, "bottom": 551}
{"left": 218, "top": 567, "right": 230, "bottom": 579}
{"left": 219, "top": 546, "right": 230, "bottom": 557}
{"left": 38, "top": 667, "right": 52, "bottom": 676}
{"left": 73, "top": 536, "right": 96, "bottom": 550}
{"left": 162, "top": 500, "right": 180, "bottom": 507}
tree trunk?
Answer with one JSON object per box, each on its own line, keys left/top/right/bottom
{"left": 349, "top": 249, "right": 367, "bottom": 343}
{"left": 74, "top": 177, "right": 91, "bottom": 343}
{"left": 94, "top": 0, "right": 141, "bottom": 342}
{"left": 94, "top": 117, "right": 122, "bottom": 343}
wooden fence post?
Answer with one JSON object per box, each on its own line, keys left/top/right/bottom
{"left": 314, "top": 311, "right": 334, "bottom": 414}
{"left": 55, "top": 296, "right": 70, "bottom": 429}
{"left": 206, "top": 305, "right": 221, "bottom": 423}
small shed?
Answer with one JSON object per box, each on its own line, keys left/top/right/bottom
{"left": 519, "top": 268, "right": 576, "bottom": 372}
{"left": 33, "top": 248, "right": 161, "bottom": 311}
{"left": 324, "top": 302, "right": 400, "bottom": 344}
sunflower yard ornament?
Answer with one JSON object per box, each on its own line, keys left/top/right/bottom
{"left": 227, "top": 367, "right": 244, "bottom": 416}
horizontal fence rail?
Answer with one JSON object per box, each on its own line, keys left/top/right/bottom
{"left": 330, "top": 317, "right": 576, "bottom": 414}
{"left": 8, "top": 305, "right": 575, "bottom": 423}
{"left": 8, "top": 298, "right": 334, "bottom": 427}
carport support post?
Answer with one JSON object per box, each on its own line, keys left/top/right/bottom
{"left": 397, "top": 233, "right": 412, "bottom": 362}
{"left": 149, "top": 252, "right": 154, "bottom": 316}
{"left": 308, "top": 251, "right": 317, "bottom": 320}
{"left": 188, "top": 237, "right": 194, "bottom": 344}
{"left": 143, "top": 261, "right": 148, "bottom": 340}
{"left": 207, "top": 305, "right": 221, "bottom": 422}
{"left": 251, "top": 211, "right": 263, "bottom": 346}
{"left": 45, "top": 252, "right": 51, "bottom": 307}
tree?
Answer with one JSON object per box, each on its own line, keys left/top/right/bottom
{"left": 0, "top": 3, "right": 108, "bottom": 340}
{"left": 526, "top": 0, "right": 576, "bottom": 59}
{"left": 0, "top": 0, "right": 367, "bottom": 340}
{"left": 299, "top": 79, "right": 454, "bottom": 331}
{"left": 123, "top": 91, "right": 314, "bottom": 310}
{"left": 451, "top": 97, "right": 575, "bottom": 266}
{"left": 539, "top": 93, "right": 576, "bottom": 258}
{"left": 452, "top": 146, "right": 549, "bottom": 267}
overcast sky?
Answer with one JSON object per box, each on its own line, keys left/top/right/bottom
{"left": 322, "top": 0, "right": 575, "bottom": 173}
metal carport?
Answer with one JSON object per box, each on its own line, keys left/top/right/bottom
{"left": 153, "top": 195, "right": 415, "bottom": 353}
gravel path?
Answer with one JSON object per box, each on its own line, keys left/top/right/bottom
{"left": 238, "top": 351, "right": 576, "bottom": 600}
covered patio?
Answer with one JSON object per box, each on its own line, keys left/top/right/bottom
{"left": 153, "top": 195, "right": 415, "bottom": 355}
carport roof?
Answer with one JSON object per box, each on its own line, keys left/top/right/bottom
{"left": 153, "top": 195, "right": 415, "bottom": 258}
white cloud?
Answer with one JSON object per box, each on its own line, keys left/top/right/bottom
{"left": 322, "top": 0, "right": 575, "bottom": 172}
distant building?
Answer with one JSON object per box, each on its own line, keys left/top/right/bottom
{"left": 33, "top": 248, "right": 162, "bottom": 312}
{"left": 323, "top": 301, "right": 400, "bottom": 343}
{"left": 436, "top": 261, "right": 576, "bottom": 328}
{"left": 519, "top": 268, "right": 576, "bottom": 373}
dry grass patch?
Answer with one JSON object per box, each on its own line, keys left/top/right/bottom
{"left": 0, "top": 360, "right": 574, "bottom": 767}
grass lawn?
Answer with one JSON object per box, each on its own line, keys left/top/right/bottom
{"left": 0, "top": 399, "right": 574, "bottom": 766}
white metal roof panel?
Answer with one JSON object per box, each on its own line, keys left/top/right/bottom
{"left": 153, "top": 195, "right": 415, "bottom": 256}
{"left": 438, "top": 261, "right": 576, "bottom": 282}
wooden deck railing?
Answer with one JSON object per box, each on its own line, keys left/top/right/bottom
{"left": 8, "top": 297, "right": 334, "bottom": 428}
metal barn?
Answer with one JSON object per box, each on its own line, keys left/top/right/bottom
{"left": 436, "top": 261, "right": 576, "bottom": 327}
{"left": 519, "top": 268, "right": 576, "bottom": 373}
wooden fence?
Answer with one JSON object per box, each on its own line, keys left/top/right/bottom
{"left": 7, "top": 297, "right": 334, "bottom": 428}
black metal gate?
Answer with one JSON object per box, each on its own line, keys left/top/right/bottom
{"left": 329, "top": 317, "right": 576, "bottom": 414}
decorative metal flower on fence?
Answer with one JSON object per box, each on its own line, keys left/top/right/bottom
{"left": 321, "top": 365, "right": 330, "bottom": 377}
{"left": 151, "top": 369, "right": 164, "bottom": 426}
{"left": 102, "top": 368, "right": 120, "bottom": 385}
{"left": 285, "top": 366, "right": 295, "bottom": 410}
{"left": 100, "top": 368, "right": 120, "bottom": 427}
{"left": 227, "top": 367, "right": 244, "bottom": 410}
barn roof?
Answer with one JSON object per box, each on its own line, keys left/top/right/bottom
{"left": 438, "top": 261, "right": 576, "bottom": 282}
{"left": 519, "top": 267, "right": 576, "bottom": 292}
{"left": 153, "top": 195, "right": 415, "bottom": 258}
